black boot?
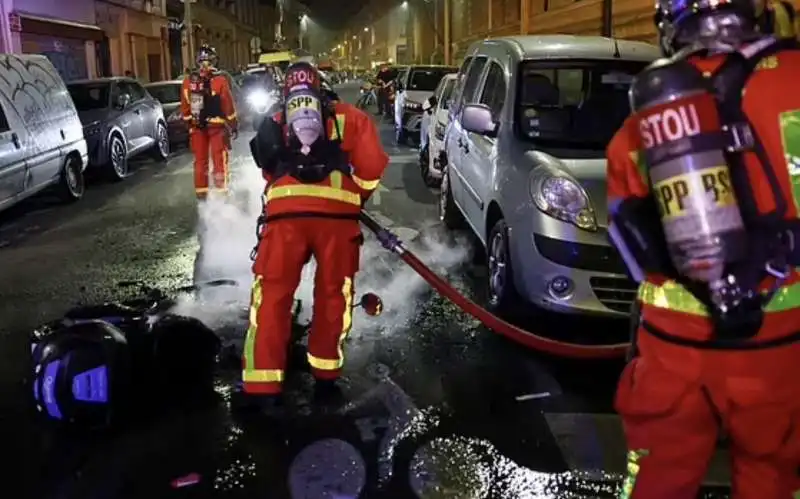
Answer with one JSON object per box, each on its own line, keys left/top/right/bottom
{"left": 231, "top": 385, "right": 285, "bottom": 418}
{"left": 312, "top": 379, "right": 346, "bottom": 411}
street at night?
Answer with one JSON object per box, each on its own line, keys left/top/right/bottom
{"left": 0, "top": 82, "right": 732, "bottom": 498}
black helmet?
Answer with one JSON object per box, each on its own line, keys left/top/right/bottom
{"left": 31, "top": 319, "right": 131, "bottom": 428}
{"left": 654, "top": 0, "right": 758, "bottom": 54}
{"left": 196, "top": 44, "right": 217, "bottom": 66}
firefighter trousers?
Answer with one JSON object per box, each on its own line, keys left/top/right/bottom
{"left": 616, "top": 326, "right": 800, "bottom": 499}
{"left": 242, "top": 218, "right": 362, "bottom": 395}
{"left": 191, "top": 126, "right": 229, "bottom": 197}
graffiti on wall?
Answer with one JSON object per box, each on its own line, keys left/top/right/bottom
{"left": 0, "top": 54, "right": 76, "bottom": 152}
{"left": 21, "top": 33, "right": 88, "bottom": 82}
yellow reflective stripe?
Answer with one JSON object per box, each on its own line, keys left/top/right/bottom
{"left": 227, "top": 113, "right": 237, "bottom": 120}
{"left": 207, "top": 117, "right": 226, "bottom": 124}
{"left": 183, "top": 115, "right": 192, "bottom": 121}
{"left": 307, "top": 276, "right": 354, "bottom": 371}
{"left": 266, "top": 184, "right": 361, "bottom": 205}
{"left": 773, "top": 1, "right": 796, "bottom": 38}
{"left": 352, "top": 176, "right": 380, "bottom": 191}
{"left": 242, "top": 276, "right": 273, "bottom": 382}
{"left": 330, "top": 114, "right": 345, "bottom": 140}
{"left": 619, "top": 449, "right": 649, "bottom": 499}
{"left": 330, "top": 170, "right": 342, "bottom": 189}
{"left": 638, "top": 278, "right": 800, "bottom": 316}
{"left": 242, "top": 368, "right": 284, "bottom": 383}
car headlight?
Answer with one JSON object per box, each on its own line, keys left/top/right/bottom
{"left": 247, "top": 91, "right": 274, "bottom": 113}
{"left": 530, "top": 170, "right": 597, "bottom": 231}
{"left": 405, "top": 100, "right": 421, "bottom": 111}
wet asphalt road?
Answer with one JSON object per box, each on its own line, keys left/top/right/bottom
{"left": 0, "top": 82, "right": 730, "bottom": 498}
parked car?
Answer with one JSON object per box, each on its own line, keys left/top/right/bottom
{"left": 0, "top": 54, "right": 88, "bottom": 212}
{"left": 144, "top": 80, "right": 187, "bottom": 145}
{"left": 420, "top": 73, "right": 458, "bottom": 187}
{"left": 394, "top": 65, "right": 458, "bottom": 145}
{"left": 67, "top": 77, "right": 169, "bottom": 181}
{"left": 440, "top": 35, "right": 660, "bottom": 319}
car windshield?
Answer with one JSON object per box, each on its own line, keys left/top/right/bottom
{"left": 440, "top": 79, "right": 456, "bottom": 110}
{"left": 67, "top": 83, "right": 110, "bottom": 111}
{"left": 146, "top": 84, "right": 181, "bottom": 103}
{"left": 241, "top": 72, "right": 277, "bottom": 91}
{"left": 409, "top": 68, "right": 455, "bottom": 91}
{"left": 516, "top": 60, "right": 648, "bottom": 149}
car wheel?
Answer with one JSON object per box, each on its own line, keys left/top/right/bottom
{"left": 107, "top": 134, "right": 128, "bottom": 181}
{"left": 151, "top": 121, "right": 170, "bottom": 161}
{"left": 420, "top": 145, "right": 440, "bottom": 188}
{"left": 58, "top": 154, "right": 85, "bottom": 202}
{"left": 439, "top": 165, "right": 464, "bottom": 229}
{"left": 486, "top": 219, "right": 521, "bottom": 315}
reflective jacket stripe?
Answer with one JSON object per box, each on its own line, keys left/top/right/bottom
{"left": 330, "top": 114, "right": 345, "bottom": 140}
{"left": 265, "top": 171, "right": 361, "bottom": 206}
{"left": 638, "top": 279, "right": 800, "bottom": 315}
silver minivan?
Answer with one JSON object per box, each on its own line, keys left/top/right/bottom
{"left": 441, "top": 35, "right": 659, "bottom": 320}
{"left": 0, "top": 54, "right": 88, "bottom": 213}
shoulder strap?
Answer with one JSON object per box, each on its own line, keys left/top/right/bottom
{"left": 710, "top": 37, "right": 800, "bottom": 222}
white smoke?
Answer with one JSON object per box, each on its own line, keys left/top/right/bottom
{"left": 170, "top": 139, "right": 471, "bottom": 344}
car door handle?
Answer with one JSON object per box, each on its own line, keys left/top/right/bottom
{"left": 11, "top": 132, "right": 20, "bottom": 149}
{"left": 60, "top": 129, "right": 65, "bottom": 140}
{"left": 134, "top": 109, "right": 141, "bottom": 115}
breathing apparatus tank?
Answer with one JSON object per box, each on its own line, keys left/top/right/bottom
{"left": 284, "top": 62, "right": 326, "bottom": 155}
{"left": 280, "top": 62, "right": 347, "bottom": 184}
{"left": 630, "top": 58, "right": 749, "bottom": 304}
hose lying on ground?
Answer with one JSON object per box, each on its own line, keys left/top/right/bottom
{"left": 359, "top": 211, "right": 629, "bottom": 360}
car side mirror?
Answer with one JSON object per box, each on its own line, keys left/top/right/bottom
{"left": 461, "top": 103, "right": 497, "bottom": 136}
{"left": 117, "top": 94, "right": 131, "bottom": 109}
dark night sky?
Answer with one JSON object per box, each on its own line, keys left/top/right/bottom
{"left": 293, "top": 0, "right": 372, "bottom": 29}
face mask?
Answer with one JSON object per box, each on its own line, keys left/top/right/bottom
{"left": 285, "top": 89, "right": 324, "bottom": 155}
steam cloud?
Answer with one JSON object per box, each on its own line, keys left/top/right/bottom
{"left": 171, "top": 140, "right": 470, "bottom": 346}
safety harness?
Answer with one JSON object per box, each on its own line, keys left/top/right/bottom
{"left": 250, "top": 103, "right": 357, "bottom": 261}
{"left": 190, "top": 70, "right": 225, "bottom": 128}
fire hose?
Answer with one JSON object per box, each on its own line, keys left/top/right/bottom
{"left": 359, "top": 211, "right": 630, "bottom": 360}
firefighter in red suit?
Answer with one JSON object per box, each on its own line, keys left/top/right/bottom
{"left": 180, "top": 44, "right": 238, "bottom": 199}
{"left": 237, "top": 62, "right": 388, "bottom": 412}
{"left": 607, "top": 0, "right": 800, "bottom": 496}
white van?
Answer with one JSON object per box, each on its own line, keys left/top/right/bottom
{"left": 0, "top": 54, "right": 88, "bottom": 213}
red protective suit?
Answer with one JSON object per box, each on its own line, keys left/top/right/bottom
{"left": 242, "top": 101, "right": 389, "bottom": 395}
{"left": 180, "top": 69, "right": 237, "bottom": 198}
{"left": 608, "top": 52, "right": 800, "bottom": 498}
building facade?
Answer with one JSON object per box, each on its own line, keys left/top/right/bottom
{"left": 0, "top": 0, "right": 102, "bottom": 81}
{"left": 180, "top": 0, "right": 269, "bottom": 72}
{"left": 345, "top": 0, "right": 770, "bottom": 67}
{"left": 94, "top": 0, "right": 170, "bottom": 82}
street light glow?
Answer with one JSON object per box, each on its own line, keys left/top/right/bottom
{"left": 402, "top": 1, "right": 408, "bottom": 7}
{"left": 301, "top": 14, "right": 308, "bottom": 21}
